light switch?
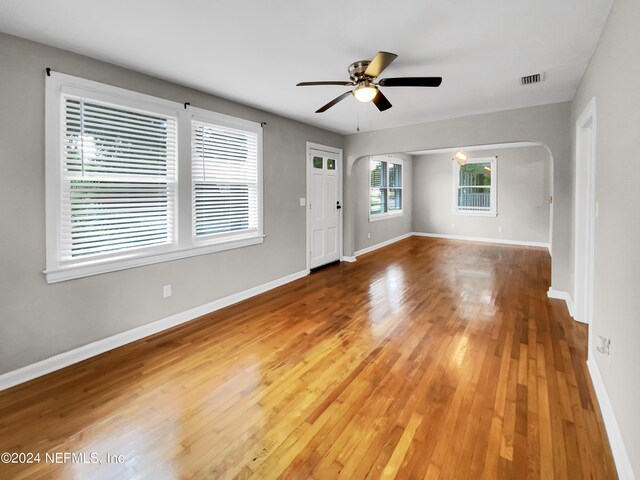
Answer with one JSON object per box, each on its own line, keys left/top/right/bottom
{"left": 299, "top": 197, "right": 306, "bottom": 207}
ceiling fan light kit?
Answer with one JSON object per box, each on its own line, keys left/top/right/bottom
{"left": 353, "top": 83, "right": 378, "bottom": 102}
{"left": 297, "top": 51, "right": 443, "bottom": 114}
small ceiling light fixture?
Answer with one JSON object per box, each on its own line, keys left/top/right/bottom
{"left": 353, "top": 83, "right": 378, "bottom": 103}
{"left": 454, "top": 148, "right": 467, "bottom": 166}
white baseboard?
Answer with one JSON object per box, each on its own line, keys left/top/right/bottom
{"left": 587, "top": 354, "right": 636, "bottom": 480}
{"left": 0, "top": 268, "right": 310, "bottom": 391}
{"left": 354, "top": 232, "right": 413, "bottom": 257}
{"left": 411, "top": 231, "right": 550, "bottom": 250}
{"left": 340, "top": 256, "right": 357, "bottom": 263}
{"left": 547, "top": 288, "right": 575, "bottom": 318}
{"left": 352, "top": 232, "right": 550, "bottom": 261}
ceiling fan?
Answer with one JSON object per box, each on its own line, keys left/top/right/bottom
{"left": 297, "top": 51, "right": 442, "bottom": 113}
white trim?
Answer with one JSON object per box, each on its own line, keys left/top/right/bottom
{"left": 340, "top": 256, "right": 357, "bottom": 263}
{"left": 369, "top": 211, "right": 404, "bottom": 222}
{"left": 452, "top": 156, "right": 498, "bottom": 217}
{"left": 0, "top": 268, "right": 309, "bottom": 391}
{"left": 306, "top": 142, "right": 344, "bottom": 270}
{"left": 573, "top": 97, "right": 597, "bottom": 325}
{"left": 587, "top": 354, "right": 636, "bottom": 480}
{"left": 547, "top": 288, "right": 576, "bottom": 318}
{"left": 412, "top": 232, "right": 549, "bottom": 250}
{"left": 407, "top": 142, "right": 540, "bottom": 156}
{"left": 354, "top": 231, "right": 550, "bottom": 260}
{"left": 45, "top": 234, "right": 265, "bottom": 283}
{"left": 354, "top": 232, "right": 413, "bottom": 257}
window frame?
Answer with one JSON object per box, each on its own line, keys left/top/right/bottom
{"left": 45, "top": 72, "right": 263, "bottom": 283}
{"left": 188, "top": 107, "right": 264, "bottom": 248}
{"left": 368, "top": 155, "right": 404, "bottom": 222}
{"left": 452, "top": 156, "right": 498, "bottom": 217}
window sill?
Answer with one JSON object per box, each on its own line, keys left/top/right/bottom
{"left": 369, "top": 211, "right": 404, "bottom": 223}
{"left": 44, "top": 234, "right": 265, "bottom": 283}
{"left": 453, "top": 211, "right": 497, "bottom": 217}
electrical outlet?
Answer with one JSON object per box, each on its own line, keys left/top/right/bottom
{"left": 163, "top": 284, "right": 172, "bottom": 298}
{"left": 596, "top": 336, "right": 610, "bottom": 360}
{"left": 367, "top": 233, "right": 371, "bottom": 239}
{"left": 451, "top": 223, "right": 455, "bottom": 229}
{"left": 498, "top": 226, "right": 503, "bottom": 233}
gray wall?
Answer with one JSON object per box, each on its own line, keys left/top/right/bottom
{"left": 343, "top": 102, "right": 572, "bottom": 293}
{"left": 413, "top": 146, "right": 551, "bottom": 244}
{"left": 353, "top": 153, "right": 412, "bottom": 253}
{"left": 0, "top": 33, "right": 342, "bottom": 374}
{"left": 571, "top": 0, "right": 640, "bottom": 476}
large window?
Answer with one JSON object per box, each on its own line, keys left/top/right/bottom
{"left": 370, "top": 156, "right": 403, "bottom": 221}
{"left": 45, "top": 73, "right": 262, "bottom": 282}
{"left": 453, "top": 156, "right": 497, "bottom": 216}
{"left": 191, "top": 117, "right": 259, "bottom": 240}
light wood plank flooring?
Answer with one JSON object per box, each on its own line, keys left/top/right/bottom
{"left": 0, "top": 237, "right": 617, "bottom": 479}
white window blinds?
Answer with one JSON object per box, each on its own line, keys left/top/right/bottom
{"left": 61, "top": 97, "right": 177, "bottom": 259}
{"left": 191, "top": 120, "right": 259, "bottom": 238}
{"left": 46, "top": 73, "right": 264, "bottom": 282}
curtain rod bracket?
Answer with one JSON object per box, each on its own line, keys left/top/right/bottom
{"left": 260, "top": 122, "right": 267, "bottom": 127}
{"left": 46, "top": 67, "right": 51, "bottom": 77}
{"left": 184, "top": 102, "right": 190, "bottom": 109}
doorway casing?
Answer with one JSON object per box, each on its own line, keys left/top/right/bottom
{"left": 573, "top": 97, "right": 597, "bottom": 326}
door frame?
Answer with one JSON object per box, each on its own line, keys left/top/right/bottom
{"left": 306, "top": 142, "right": 344, "bottom": 271}
{"left": 573, "top": 97, "right": 597, "bottom": 325}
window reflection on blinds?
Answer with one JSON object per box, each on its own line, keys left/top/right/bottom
{"left": 370, "top": 158, "right": 402, "bottom": 217}
{"left": 370, "top": 160, "right": 388, "bottom": 215}
{"left": 191, "top": 120, "right": 259, "bottom": 237}
{"left": 62, "top": 97, "right": 177, "bottom": 259}
{"left": 388, "top": 163, "right": 402, "bottom": 211}
{"left": 457, "top": 162, "right": 492, "bottom": 212}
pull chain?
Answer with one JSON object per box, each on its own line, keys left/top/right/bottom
{"left": 369, "top": 104, "right": 373, "bottom": 136}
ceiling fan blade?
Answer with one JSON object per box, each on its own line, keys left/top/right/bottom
{"left": 297, "top": 81, "right": 354, "bottom": 86}
{"left": 371, "top": 89, "right": 392, "bottom": 112}
{"left": 316, "top": 91, "right": 353, "bottom": 113}
{"left": 378, "top": 77, "right": 443, "bottom": 87}
{"left": 364, "top": 51, "right": 398, "bottom": 78}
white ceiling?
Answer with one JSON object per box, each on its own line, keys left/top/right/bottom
{"left": 0, "top": 0, "right": 613, "bottom": 134}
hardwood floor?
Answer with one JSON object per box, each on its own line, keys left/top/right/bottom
{"left": 0, "top": 237, "right": 617, "bottom": 479}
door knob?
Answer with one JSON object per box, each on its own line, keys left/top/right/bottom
{"left": 336, "top": 201, "right": 342, "bottom": 210}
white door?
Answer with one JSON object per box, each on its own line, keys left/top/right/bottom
{"left": 308, "top": 149, "right": 341, "bottom": 269}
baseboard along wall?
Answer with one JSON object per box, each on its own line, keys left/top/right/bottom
{"left": 547, "top": 288, "right": 575, "bottom": 318}
{"left": 0, "top": 269, "right": 309, "bottom": 391}
{"left": 411, "top": 232, "right": 550, "bottom": 250}
{"left": 587, "top": 354, "right": 637, "bottom": 480}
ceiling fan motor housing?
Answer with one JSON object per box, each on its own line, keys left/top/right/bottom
{"left": 348, "top": 61, "right": 372, "bottom": 82}
{"left": 299, "top": 52, "right": 441, "bottom": 114}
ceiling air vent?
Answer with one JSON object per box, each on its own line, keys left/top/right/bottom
{"left": 521, "top": 73, "right": 544, "bottom": 86}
